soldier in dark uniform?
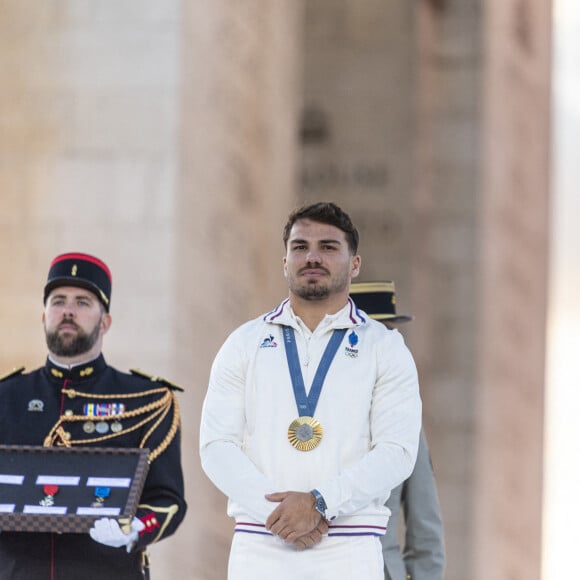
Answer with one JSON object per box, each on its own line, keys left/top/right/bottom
{"left": 0, "top": 252, "right": 187, "bottom": 580}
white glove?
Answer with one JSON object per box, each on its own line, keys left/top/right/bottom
{"left": 89, "top": 517, "right": 145, "bottom": 553}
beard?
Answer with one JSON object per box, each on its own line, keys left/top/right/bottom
{"left": 293, "top": 282, "right": 331, "bottom": 300}
{"left": 45, "top": 318, "right": 101, "bottom": 357}
{"left": 288, "top": 268, "right": 351, "bottom": 301}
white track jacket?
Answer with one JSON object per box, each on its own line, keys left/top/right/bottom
{"left": 200, "top": 298, "right": 422, "bottom": 536}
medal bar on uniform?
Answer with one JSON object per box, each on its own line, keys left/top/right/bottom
{"left": 83, "top": 402, "right": 125, "bottom": 435}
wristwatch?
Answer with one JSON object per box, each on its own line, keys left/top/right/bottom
{"left": 310, "top": 489, "right": 327, "bottom": 519}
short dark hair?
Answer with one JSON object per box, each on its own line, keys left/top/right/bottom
{"left": 283, "top": 202, "right": 359, "bottom": 254}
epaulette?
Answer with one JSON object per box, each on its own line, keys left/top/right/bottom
{"left": 130, "top": 368, "right": 184, "bottom": 392}
{"left": 0, "top": 366, "right": 25, "bottom": 382}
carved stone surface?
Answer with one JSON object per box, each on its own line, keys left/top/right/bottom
{"left": 0, "top": 1, "right": 551, "bottom": 579}
{"left": 300, "top": 2, "right": 551, "bottom": 580}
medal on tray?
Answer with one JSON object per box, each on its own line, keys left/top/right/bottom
{"left": 92, "top": 486, "right": 111, "bottom": 507}
{"left": 39, "top": 484, "right": 59, "bottom": 507}
{"left": 282, "top": 326, "right": 346, "bottom": 452}
{"left": 288, "top": 416, "right": 323, "bottom": 451}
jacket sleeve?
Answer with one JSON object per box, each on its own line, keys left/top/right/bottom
{"left": 402, "top": 430, "right": 446, "bottom": 580}
{"left": 132, "top": 390, "right": 188, "bottom": 550}
{"left": 318, "top": 331, "right": 422, "bottom": 519}
{"left": 199, "top": 330, "right": 279, "bottom": 523}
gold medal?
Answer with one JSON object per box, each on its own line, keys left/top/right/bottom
{"left": 288, "top": 416, "right": 323, "bottom": 451}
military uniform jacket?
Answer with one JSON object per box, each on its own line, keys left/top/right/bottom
{"left": 0, "top": 355, "right": 187, "bottom": 580}
{"left": 382, "top": 429, "right": 445, "bottom": 580}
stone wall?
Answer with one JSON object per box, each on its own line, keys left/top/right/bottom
{"left": 0, "top": 2, "right": 301, "bottom": 578}
{"left": 0, "top": 1, "right": 551, "bottom": 578}
{"left": 475, "top": 0, "right": 552, "bottom": 577}
{"left": 174, "top": 2, "right": 301, "bottom": 578}
{"left": 0, "top": 0, "right": 180, "bottom": 375}
{"left": 299, "top": 1, "right": 551, "bottom": 579}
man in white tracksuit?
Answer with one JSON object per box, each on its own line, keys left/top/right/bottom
{"left": 200, "top": 202, "right": 422, "bottom": 580}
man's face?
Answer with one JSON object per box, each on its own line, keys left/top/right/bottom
{"left": 43, "top": 286, "right": 110, "bottom": 358}
{"left": 283, "top": 219, "right": 361, "bottom": 301}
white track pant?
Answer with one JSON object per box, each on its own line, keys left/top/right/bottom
{"left": 228, "top": 533, "right": 384, "bottom": 580}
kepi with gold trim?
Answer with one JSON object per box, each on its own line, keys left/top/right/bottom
{"left": 44, "top": 252, "right": 112, "bottom": 312}
{"left": 350, "top": 281, "right": 413, "bottom": 324}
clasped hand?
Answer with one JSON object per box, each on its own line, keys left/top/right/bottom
{"left": 265, "top": 491, "right": 329, "bottom": 550}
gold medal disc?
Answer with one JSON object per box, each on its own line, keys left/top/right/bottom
{"left": 288, "top": 416, "right": 323, "bottom": 451}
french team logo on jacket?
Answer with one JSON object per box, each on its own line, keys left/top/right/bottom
{"left": 345, "top": 331, "right": 359, "bottom": 358}
{"left": 259, "top": 334, "right": 278, "bottom": 348}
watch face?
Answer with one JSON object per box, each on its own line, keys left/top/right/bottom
{"left": 311, "top": 489, "right": 326, "bottom": 517}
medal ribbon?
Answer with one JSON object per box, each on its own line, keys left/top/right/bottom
{"left": 282, "top": 326, "right": 346, "bottom": 417}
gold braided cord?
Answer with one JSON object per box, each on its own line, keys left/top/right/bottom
{"left": 59, "top": 404, "right": 168, "bottom": 447}
{"left": 147, "top": 392, "right": 181, "bottom": 463}
{"left": 58, "top": 390, "right": 172, "bottom": 423}
{"left": 140, "top": 399, "right": 170, "bottom": 449}
{"left": 43, "top": 401, "right": 168, "bottom": 447}
{"left": 43, "top": 425, "right": 72, "bottom": 448}
{"left": 62, "top": 386, "right": 168, "bottom": 400}
{"left": 43, "top": 388, "right": 181, "bottom": 462}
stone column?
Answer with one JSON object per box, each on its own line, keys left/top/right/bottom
{"left": 174, "top": 2, "right": 302, "bottom": 578}
{"left": 0, "top": 2, "right": 302, "bottom": 578}
{"left": 412, "top": 2, "right": 482, "bottom": 577}
{"left": 474, "top": 1, "right": 552, "bottom": 578}
{"left": 300, "top": 1, "right": 552, "bottom": 579}
{"left": 0, "top": 1, "right": 181, "bottom": 375}
{"left": 299, "top": 0, "right": 417, "bottom": 296}
{"left": 0, "top": 1, "right": 551, "bottom": 578}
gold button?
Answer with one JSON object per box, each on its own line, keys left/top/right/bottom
{"left": 64, "top": 431, "right": 71, "bottom": 440}
{"left": 64, "top": 410, "right": 73, "bottom": 416}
